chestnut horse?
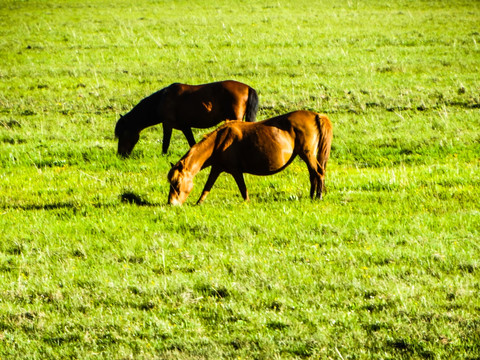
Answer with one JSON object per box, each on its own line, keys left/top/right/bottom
{"left": 167, "top": 110, "right": 333, "bottom": 205}
{"left": 114, "top": 80, "right": 258, "bottom": 156}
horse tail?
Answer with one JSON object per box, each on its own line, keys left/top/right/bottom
{"left": 245, "top": 87, "right": 259, "bottom": 122}
{"left": 315, "top": 114, "right": 333, "bottom": 176}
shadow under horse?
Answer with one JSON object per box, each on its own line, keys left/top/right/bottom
{"left": 167, "top": 110, "right": 333, "bottom": 205}
{"left": 115, "top": 80, "right": 259, "bottom": 156}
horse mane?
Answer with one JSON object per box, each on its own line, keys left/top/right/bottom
{"left": 193, "top": 123, "right": 225, "bottom": 151}
{"left": 198, "top": 122, "right": 229, "bottom": 142}
{"left": 177, "top": 122, "right": 233, "bottom": 174}
{"left": 115, "top": 87, "right": 169, "bottom": 137}
{"left": 114, "top": 115, "right": 126, "bottom": 138}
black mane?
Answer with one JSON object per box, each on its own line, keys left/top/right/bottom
{"left": 114, "top": 87, "right": 167, "bottom": 138}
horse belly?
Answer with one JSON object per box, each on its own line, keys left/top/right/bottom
{"left": 190, "top": 112, "right": 223, "bottom": 129}
{"left": 175, "top": 100, "right": 229, "bottom": 129}
{"left": 240, "top": 132, "right": 295, "bottom": 175}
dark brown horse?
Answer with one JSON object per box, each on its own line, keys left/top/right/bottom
{"left": 167, "top": 110, "right": 333, "bottom": 205}
{"left": 115, "top": 80, "right": 258, "bottom": 156}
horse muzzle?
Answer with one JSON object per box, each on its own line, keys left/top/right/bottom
{"left": 168, "top": 197, "right": 184, "bottom": 206}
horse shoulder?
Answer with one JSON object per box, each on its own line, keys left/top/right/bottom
{"left": 163, "top": 83, "right": 189, "bottom": 103}
{"left": 158, "top": 84, "right": 185, "bottom": 119}
{"left": 215, "top": 123, "right": 242, "bottom": 152}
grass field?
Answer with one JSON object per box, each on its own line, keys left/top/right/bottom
{"left": 1, "top": 0, "right": 479, "bottom": 359}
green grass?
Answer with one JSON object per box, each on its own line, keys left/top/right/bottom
{"left": 1, "top": 0, "right": 479, "bottom": 359}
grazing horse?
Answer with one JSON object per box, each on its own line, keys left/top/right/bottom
{"left": 167, "top": 110, "right": 333, "bottom": 205}
{"left": 114, "top": 80, "right": 259, "bottom": 156}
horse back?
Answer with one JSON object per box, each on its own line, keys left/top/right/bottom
{"left": 163, "top": 81, "right": 250, "bottom": 128}
{"left": 209, "top": 120, "right": 296, "bottom": 175}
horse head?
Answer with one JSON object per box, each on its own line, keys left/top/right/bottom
{"left": 167, "top": 161, "right": 194, "bottom": 205}
{"left": 115, "top": 114, "right": 140, "bottom": 157}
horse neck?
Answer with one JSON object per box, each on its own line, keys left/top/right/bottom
{"left": 127, "top": 92, "right": 163, "bottom": 132}
{"left": 183, "top": 132, "right": 217, "bottom": 175}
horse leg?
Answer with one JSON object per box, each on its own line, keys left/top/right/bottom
{"left": 162, "top": 125, "right": 173, "bottom": 154}
{"left": 301, "top": 153, "right": 323, "bottom": 200}
{"left": 197, "top": 167, "right": 222, "bottom": 205}
{"left": 316, "top": 165, "right": 326, "bottom": 200}
{"left": 231, "top": 171, "right": 249, "bottom": 201}
{"left": 181, "top": 127, "right": 196, "bottom": 147}
{"left": 308, "top": 168, "right": 320, "bottom": 199}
